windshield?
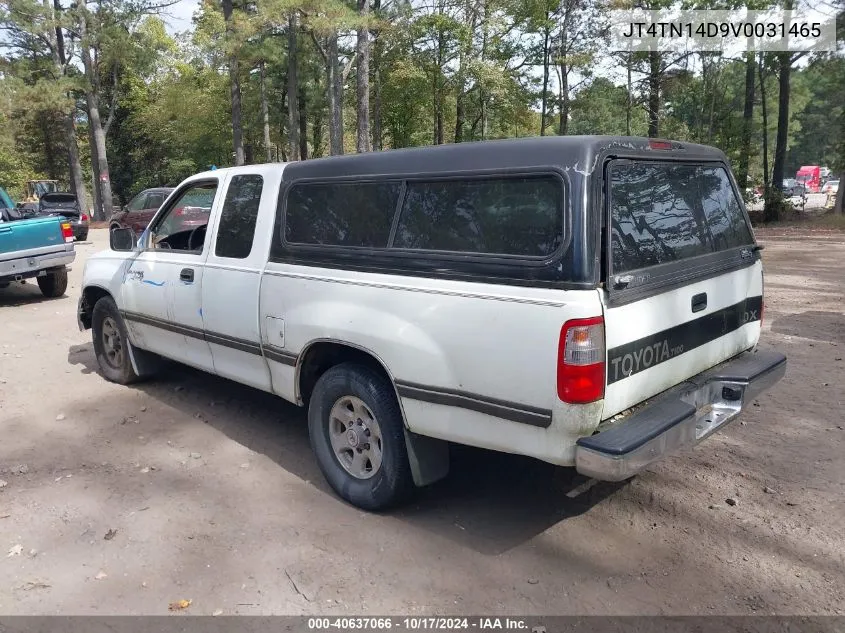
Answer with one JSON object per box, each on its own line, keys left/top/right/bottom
{"left": 33, "top": 181, "right": 58, "bottom": 197}
{"left": 796, "top": 174, "right": 812, "bottom": 182}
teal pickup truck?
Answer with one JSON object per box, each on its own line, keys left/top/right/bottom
{"left": 0, "top": 187, "right": 76, "bottom": 298}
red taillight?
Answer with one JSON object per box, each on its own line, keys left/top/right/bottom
{"left": 557, "top": 316, "right": 605, "bottom": 404}
{"left": 60, "top": 222, "right": 74, "bottom": 242}
{"left": 81, "top": 214, "right": 88, "bottom": 222}
{"left": 648, "top": 139, "right": 672, "bottom": 150}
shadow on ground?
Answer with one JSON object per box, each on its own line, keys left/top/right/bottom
{"left": 0, "top": 280, "right": 60, "bottom": 307}
{"left": 770, "top": 311, "right": 845, "bottom": 345}
{"left": 67, "top": 342, "right": 623, "bottom": 555}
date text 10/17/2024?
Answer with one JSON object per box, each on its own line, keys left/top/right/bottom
{"left": 307, "top": 618, "right": 538, "bottom": 631}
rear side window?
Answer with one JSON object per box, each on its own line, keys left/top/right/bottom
{"left": 215, "top": 175, "right": 263, "bottom": 259}
{"left": 699, "top": 167, "right": 754, "bottom": 250}
{"left": 127, "top": 194, "right": 148, "bottom": 211}
{"left": 609, "top": 162, "right": 753, "bottom": 274}
{"left": 285, "top": 181, "right": 401, "bottom": 247}
{"left": 394, "top": 176, "right": 563, "bottom": 257}
{"left": 146, "top": 192, "right": 166, "bottom": 210}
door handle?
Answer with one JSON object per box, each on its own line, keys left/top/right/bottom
{"left": 180, "top": 268, "right": 194, "bottom": 283}
{"left": 691, "top": 292, "right": 707, "bottom": 313}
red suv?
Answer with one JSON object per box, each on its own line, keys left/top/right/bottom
{"left": 109, "top": 188, "right": 174, "bottom": 236}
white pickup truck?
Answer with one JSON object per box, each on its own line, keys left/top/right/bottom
{"left": 78, "top": 136, "right": 786, "bottom": 510}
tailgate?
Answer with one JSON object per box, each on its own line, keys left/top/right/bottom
{"left": 601, "top": 159, "right": 762, "bottom": 419}
{"left": 0, "top": 215, "right": 65, "bottom": 255}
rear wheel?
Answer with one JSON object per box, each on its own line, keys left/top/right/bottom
{"left": 37, "top": 269, "right": 68, "bottom": 297}
{"left": 308, "top": 363, "right": 414, "bottom": 511}
{"left": 91, "top": 296, "right": 141, "bottom": 384}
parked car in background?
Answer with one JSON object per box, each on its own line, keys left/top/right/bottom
{"left": 38, "top": 192, "right": 89, "bottom": 241}
{"left": 781, "top": 179, "right": 806, "bottom": 198}
{"left": 109, "top": 188, "right": 174, "bottom": 235}
{"left": 822, "top": 180, "right": 839, "bottom": 196}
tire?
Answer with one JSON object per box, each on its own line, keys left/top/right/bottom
{"left": 77, "top": 229, "right": 89, "bottom": 242}
{"left": 37, "top": 269, "right": 68, "bottom": 298}
{"left": 308, "top": 363, "right": 414, "bottom": 511}
{"left": 109, "top": 223, "right": 122, "bottom": 232}
{"left": 91, "top": 296, "right": 141, "bottom": 384}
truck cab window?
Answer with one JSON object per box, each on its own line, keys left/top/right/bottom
{"left": 150, "top": 182, "right": 217, "bottom": 253}
{"left": 215, "top": 175, "right": 263, "bottom": 259}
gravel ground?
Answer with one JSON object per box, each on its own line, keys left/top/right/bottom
{"left": 0, "top": 228, "right": 843, "bottom": 616}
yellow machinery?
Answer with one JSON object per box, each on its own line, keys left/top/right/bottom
{"left": 22, "top": 180, "right": 59, "bottom": 204}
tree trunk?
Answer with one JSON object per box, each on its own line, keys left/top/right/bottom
{"left": 707, "top": 61, "right": 718, "bottom": 143}
{"left": 454, "top": 63, "right": 465, "bottom": 143}
{"left": 434, "top": 29, "right": 444, "bottom": 145}
{"left": 327, "top": 32, "right": 343, "bottom": 155}
{"left": 557, "top": 25, "right": 568, "bottom": 136}
{"left": 279, "top": 83, "right": 288, "bottom": 161}
{"left": 765, "top": 0, "right": 794, "bottom": 223}
{"left": 260, "top": 60, "right": 272, "bottom": 162}
{"left": 87, "top": 121, "right": 102, "bottom": 219}
{"left": 647, "top": 50, "right": 660, "bottom": 138}
{"left": 372, "top": 39, "right": 382, "bottom": 151}
{"left": 64, "top": 116, "right": 87, "bottom": 212}
{"left": 479, "top": 0, "right": 489, "bottom": 140}
{"left": 312, "top": 106, "right": 324, "bottom": 158}
{"left": 287, "top": 13, "right": 300, "bottom": 161}
{"left": 771, "top": 52, "right": 790, "bottom": 192}
{"left": 626, "top": 53, "right": 632, "bottom": 136}
{"left": 540, "top": 22, "right": 550, "bottom": 136}
{"left": 557, "top": 70, "right": 568, "bottom": 135}
{"left": 834, "top": 171, "right": 844, "bottom": 214}
{"left": 298, "top": 86, "right": 308, "bottom": 160}
{"left": 454, "top": 0, "right": 472, "bottom": 144}
{"left": 764, "top": 52, "right": 791, "bottom": 223}
{"left": 78, "top": 0, "right": 113, "bottom": 219}
{"left": 736, "top": 51, "right": 756, "bottom": 192}
{"left": 356, "top": 0, "right": 371, "bottom": 153}
{"left": 222, "top": 0, "right": 244, "bottom": 166}
{"left": 759, "top": 56, "right": 769, "bottom": 192}
{"left": 45, "top": 0, "right": 87, "bottom": 211}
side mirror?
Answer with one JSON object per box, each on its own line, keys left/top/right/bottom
{"left": 110, "top": 226, "right": 136, "bottom": 251}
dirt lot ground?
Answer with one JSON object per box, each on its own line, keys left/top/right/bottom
{"left": 1, "top": 227, "right": 843, "bottom": 616}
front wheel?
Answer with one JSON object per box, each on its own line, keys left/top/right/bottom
{"left": 91, "top": 296, "right": 141, "bottom": 384}
{"left": 308, "top": 363, "right": 414, "bottom": 511}
{"left": 37, "top": 269, "right": 68, "bottom": 297}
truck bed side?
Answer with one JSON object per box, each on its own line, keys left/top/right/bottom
{"left": 0, "top": 215, "right": 75, "bottom": 282}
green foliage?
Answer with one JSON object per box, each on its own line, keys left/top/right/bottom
{"left": 0, "top": 0, "right": 841, "bottom": 213}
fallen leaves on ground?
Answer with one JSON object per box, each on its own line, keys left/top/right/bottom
{"left": 94, "top": 571, "right": 108, "bottom": 580}
{"left": 7, "top": 544, "right": 23, "bottom": 557}
{"left": 19, "top": 580, "right": 51, "bottom": 591}
{"left": 168, "top": 599, "right": 192, "bottom": 611}
{"left": 104, "top": 529, "right": 117, "bottom": 541}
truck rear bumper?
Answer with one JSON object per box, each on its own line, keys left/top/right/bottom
{"left": 575, "top": 349, "right": 786, "bottom": 481}
{"left": 0, "top": 247, "right": 74, "bottom": 283}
